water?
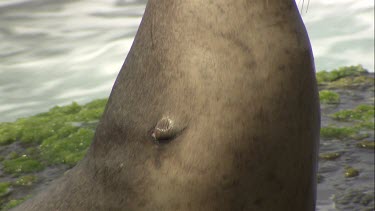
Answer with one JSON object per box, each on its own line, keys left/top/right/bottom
{"left": 0, "top": 0, "right": 147, "bottom": 122}
{"left": 0, "top": 1, "right": 374, "bottom": 210}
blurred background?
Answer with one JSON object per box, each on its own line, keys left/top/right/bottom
{"left": 0, "top": 0, "right": 373, "bottom": 122}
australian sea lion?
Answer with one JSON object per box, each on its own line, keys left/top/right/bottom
{"left": 14, "top": 0, "right": 320, "bottom": 210}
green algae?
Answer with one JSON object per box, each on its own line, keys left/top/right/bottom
{"left": 358, "top": 121, "right": 375, "bottom": 130}
{"left": 329, "top": 105, "right": 374, "bottom": 133}
{"left": 328, "top": 75, "right": 374, "bottom": 88}
{"left": 1, "top": 195, "right": 31, "bottom": 210}
{"left": 330, "top": 105, "right": 374, "bottom": 122}
{"left": 48, "top": 102, "right": 81, "bottom": 116}
{"left": 16, "top": 117, "right": 68, "bottom": 144}
{"left": 356, "top": 141, "right": 375, "bottom": 150}
{"left": 320, "top": 126, "right": 358, "bottom": 139}
{"left": 40, "top": 128, "right": 94, "bottom": 166}
{"left": 0, "top": 183, "right": 11, "bottom": 198}
{"left": 2, "top": 155, "right": 44, "bottom": 175}
{"left": 317, "top": 65, "right": 373, "bottom": 89}
{"left": 319, "top": 90, "right": 340, "bottom": 104}
{"left": 350, "top": 133, "right": 370, "bottom": 141}
{"left": 6, "top": 152, "right": 19, "bottom": 160}
{"left": 2, "top": 199, "right": 24, "bottom": 210}
{"left": 321, "top": 101, "right": 373, "bottom": 138}
{"left": 319, "top": 152, "right": 341, "bottom": 160}
{"left": 344, "top": 166, "right": 360, "bottom": 178}
{"left": 14, "top": 175, "right": 37, "bottom": 186}
{"left": 316, "top": 65, "right": 368, "bottom": 85}
{"left": 16, "top": 102, "right": 82, "bottom": 144}
{"left": 25, "top": 147, "right": 40, "bottom": 159}
{"left": 0, "top": 123, "right": 20, "bottom": 145}
{"left": 77, "top": 99, "right": 108, "bottom": 122}
{"left": 0, "top": 99, "right": 107, "bottom": 147}
{"left": 0, "top": 99, "right": 107, "bottom": 190}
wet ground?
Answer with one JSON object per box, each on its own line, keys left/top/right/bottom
{"left": 317, "top": 73, "right": 374, "bottom": 211}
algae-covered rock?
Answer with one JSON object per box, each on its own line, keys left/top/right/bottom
{"left": 1, "top": 195, "right": 31, "bottom": 210}
{"left": 356, "top": 140, "right": 375, "bottom": 150}
{"left": 6, "top": 152, "right": 19, "bottom": 160}
{"left": 0, "top": 182, "right": 11, "bottom": 198}
{"left": 358, "top": 121, "right": 375, "bottom": 130}
{"left": 317, "top": 65, "right": 374, "bottom": 90}
{"left": 319, "top": 90, "right": 341, "bottom": 104}
{"left": 0, "top": 99, "right": 109, "bottom": 210}
{"left": 328, "top": 105, "right": 374, "bottom": 140}
{"left": 0, "top": 99, "right": 107, "bottom": 147}
{"left": 320, "top": 126, "right": 358, "bottom": 140}
{"left": 333, "top": 189, "right": 374, "bottom": 210}
{"left": 344, "top": 166, "right": 360, "bottom": 178}
{"left": 316, "top": 65, "right": 368, "bottom": 84}
{"left": 2, "top": 199, "right": 24, "bottom": 210}
{"left": 328, "top": 75, "right": 374, "bottom": 88}
{"left": 319, "top": 152, "right": 341, "bottom": 160}
{"left": 14, "top": 175, "right": 37, "bottom": 186}
{"left": 0, "top": 182, "right": 12, "bottom": 201}
{"left": 350, "top": 132, "right": 370, "bottom": 140}
{"left": 2, "top": 155, "right": 44, "bottom": 175}
{"left": 0, "top": 123, "right": 21, "bottom": 146}
{"left": 330, "top": 104, "right": 374, "bottom": 122}
{"left": 40, "top": 128, "right": 94, "bottom": 166}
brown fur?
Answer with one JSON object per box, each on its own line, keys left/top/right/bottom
{"left": 14, "top": 0, "right": 320, "bottom": 210}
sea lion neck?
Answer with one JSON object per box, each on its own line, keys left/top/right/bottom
{"left": 97, "top": 0, "right": 311, "bottom": 138}
{"left": 144, "top": 0, "right": 297, "bottom": 19}
{"left": 138, "top": 0, "right": 301, "bottom": 44}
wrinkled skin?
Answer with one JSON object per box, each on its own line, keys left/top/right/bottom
{"left": 14, "top": 0, "right": 320, "bottom": 210}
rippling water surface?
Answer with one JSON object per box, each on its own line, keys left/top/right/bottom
{"left": 0, "top": 0, "right": 147, "bottom": 122}
{"left": 0, "top": 1, "right": 374, "bottom": 209}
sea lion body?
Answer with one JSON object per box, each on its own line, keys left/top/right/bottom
{"left": 14, "top": 0, "right": 320, "bottom": 210}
